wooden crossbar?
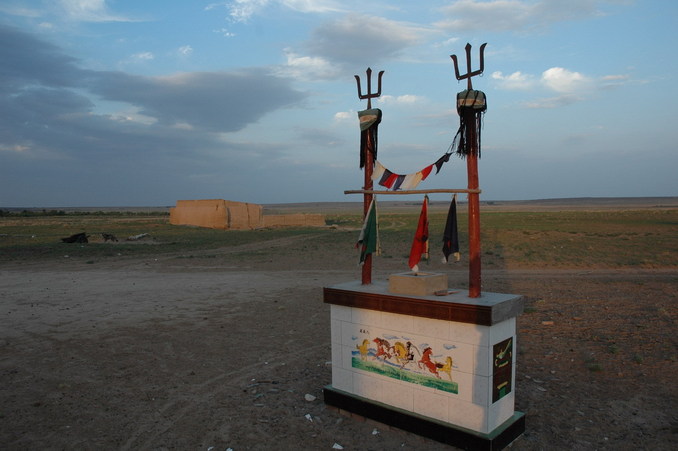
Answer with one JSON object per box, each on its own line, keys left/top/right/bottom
{"left": 344, "top": 188, "right": 481, "bottom": 195}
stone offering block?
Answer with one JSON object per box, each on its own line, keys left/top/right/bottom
{"left": 388, "top": 272, "right": 447, "bottom": 296}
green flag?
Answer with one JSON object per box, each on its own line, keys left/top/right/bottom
{"left": 356, "top": 198, "right": 379, "bottom": 265}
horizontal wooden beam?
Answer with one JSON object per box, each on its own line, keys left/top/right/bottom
{"left": 344, "top": 188, "right": 481, "bottom": 195}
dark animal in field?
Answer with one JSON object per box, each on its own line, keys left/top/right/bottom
{"left": 61, "top": 232, "right": 88, "bottom": 243}
{"left": 101, "top": 233, "right": 118, "bottom": 242}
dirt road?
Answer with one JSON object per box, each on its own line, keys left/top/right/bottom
{"left": 1, "top": 240, "right": 676, "bottom": 450}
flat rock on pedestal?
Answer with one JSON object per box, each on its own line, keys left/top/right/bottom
{"left": 388, "top": 272, "right": 448, "bottom": 296}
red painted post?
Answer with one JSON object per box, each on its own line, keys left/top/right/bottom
{"left": 466, "top": 112, "right": 482, "bottom": 297}
{"left": 362, "top": 131, "right": 374, "bottom": 285}
{"left": 450, "top": 43, "right": 486, "bottom": 298}
{"left": 355, "top": 68, "right": 383, "bottom": 285}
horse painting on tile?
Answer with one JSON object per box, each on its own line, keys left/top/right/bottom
{"left": 352, "top": 334, "right": 459, "bottom": 394}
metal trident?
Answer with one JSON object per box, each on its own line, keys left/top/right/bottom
{"left": 450, "top": 43, "right": 487, "bottom": 90}
{"left": 354, "top": 67, "right": 384, "bottom": 109}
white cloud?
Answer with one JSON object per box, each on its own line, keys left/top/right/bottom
{"left": 378, "top": 94, "right": 424, "bottom": 105}
{"left": 435, "top": 0, "right": 603, "bottom": 33}
{"left": 281, "top": 0, "right": 342, "bottom": 14}
{"left": 523, "top": 94, "right": 581, "bottom": 109}
{"left": 207, "top": 0, "right": 341, "bottom": 23}
{"left": 178, "top": 45, "right": 193, "bottom": 56}
{"left": 132, "top": 52, "right": 154, "bottom": 61}
{"left": 492, "top": 70, "right": 534, "bottom": 90}
{"left": 213, "top": 28, "right": 236, "bottom": 37}
{"left": 333, "top": 111, "right": 353, "bottom": 123}
{"left": 306, "top": 14, "right": 425, "bottom": 66}
{"left": 59, "top": 0, "right": 135, "bottom": 22}
{"left": 541, "top": 67, "right": 591, "bottom": 93}
{"left": 276, "top": 49, "right": 340, "bottom": 80}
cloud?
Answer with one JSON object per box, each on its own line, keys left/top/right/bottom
{"left": 177, "top": 45, "right": 193, "bottom": 56}
{"left": 378, "top": 94, "right": 424, "bottom": 105}
{"left": 0, "top": 23, "right": 307, "bottom": 172}
{"left": 435, "top": 0, "right": 604, "bottom": 33}
{"left": 90, "top": 70, "right": 306, "bottom": 132}
{"left": 132, "top": 52, "right": 155, "bottom": 61}
{"left": 0, "top": 25, "right": 82, "bottom": 89}
{"left": 58, "top": 0, "right": 136, "bottom": 22}
{"left": 541, "top": 67, "right": 592, "bottom": 93}
{"left": 304, "top": 13, "right": 425, "bottom": 68}
{"left": 523, "top": 94, "right": 581, "bottom": 109}
{"left": 208, "top": 0, "right": 342, "bottom": 23}
{"left": 491, "top": 70, "right": 534, "bottom": 90}
{"left": 275, "top": 48, "right": 341, "bottom": 80}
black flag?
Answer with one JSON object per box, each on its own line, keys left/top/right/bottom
{"left": 442, "top": 195, "right": 460, "bottom": 262}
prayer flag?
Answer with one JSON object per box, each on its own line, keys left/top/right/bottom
{"left": 408, "top": 196, "right": 429, "bottom": 272}
{"left": 357, "top": 198, "right": 380, "bottom": 265}
{"left": 442, "top": 195, "right": 461, "bottom": 262}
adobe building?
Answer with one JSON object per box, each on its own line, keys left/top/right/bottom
{"left": 169, "top": 199, "right": 325, "bottom": 230}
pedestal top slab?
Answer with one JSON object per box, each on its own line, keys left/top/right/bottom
{"left": 324, "top": 280, "right": 524, "bottom": 326}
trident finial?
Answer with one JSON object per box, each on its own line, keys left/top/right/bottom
{"left": 450, "top": 43, "right": 487, "bottom": 90}
{"left": 354, "top": 67, "right": 385, "bottom": 109}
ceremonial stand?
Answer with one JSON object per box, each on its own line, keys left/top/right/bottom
{"left": 323, "top": 45, "right": 526, "bottom": 450}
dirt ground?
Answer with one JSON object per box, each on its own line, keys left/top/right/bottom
{"left": 1, "top": 232, "right": 676, "bottom": 450}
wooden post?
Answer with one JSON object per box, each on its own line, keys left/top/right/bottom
{"left": 362, "top": 131, "right": 374, "bottom": 285}
{"left": 451, "top": 43, "right": 486, "bottom": 298}
{"left": 355, "top": 68, "right": 384, "bottom": 285}
{"left": 466, "top": 111, "right": 482, "bottom": 298}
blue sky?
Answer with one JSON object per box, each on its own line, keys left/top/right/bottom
{"left": 1, "top": 0, "right": 676, "bottom": 207}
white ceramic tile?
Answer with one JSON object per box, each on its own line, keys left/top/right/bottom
{"left": 352, "top": 308, "right": 381, "bottom": 327}
{"left": 330, "top": 304, "right": 352, "bottom": 322}
{"left": 412, "top": 388, "right": 449, "bottom": 423}
{"left": 353, "top": 371, "right": 382, "bottom": 400}
{"left": 449, "top": 321, "right": 490, "bottom": 346}
{"left": 488, "top": 391, "right": 515, "bottom": 432}
{"left": 435, "top": 339, "right": 473, "bottom": 376}
{"left": 341, "top": 344, "right": 353, "bottom": 370}
{"left": 331, "top": 341, "right": 342, "bottom": 368}
{"left": 330, "top": 318, "right": 342, "bottom": 345}
{"left": 489, "top": 317, "right": 515, "bottom": 345}
{"left": 382, "top": 311, "right": 413, "bottom": 332}
{"left": 474, "top": 344, "right": 492, "bottom": 377}
{"left": 412, "top": 316, "right": 450, "bottom": 340}
{"left": 331, "top": 366, "right": 353, "bottom": 393}
{"left": 381, "top": 378, "right": 414, "bottom": 411}
{"left": 472, "top": 374, "right": 491, "bottom": 406}
{"left": 447, "top": 398, "right": 488, "bottom": 433}
{"left": 449, "top": 369, "right": 473, "bottom": 403}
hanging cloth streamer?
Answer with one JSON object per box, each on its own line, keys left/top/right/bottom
{"left": 358, "top": 108, "right": 382, "bottom": 168}
{"left": 442, "top": 194, "right": 461, "bottom": 263}
{"left": 370, "top": 149, "right": 454, "bottom": 191}
{"left": 356, "top": 197, "right": 380, "bottom": 265}
{"left": 452, "top": 89, "right": 487, "bottom": 159}
{"left": 408, "top": 195, "right": 429, "bottom": 273}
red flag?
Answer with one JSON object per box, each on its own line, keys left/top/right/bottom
{"left": 408, "top": 196, "right": 429, "bottom": 272}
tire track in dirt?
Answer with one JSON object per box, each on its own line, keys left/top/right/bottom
{"left": 119, "top": 341, "right": 330, "bottom": 450}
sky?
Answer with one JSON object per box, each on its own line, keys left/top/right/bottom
{"left": 1, "top": 0, "right": 677, "bottom": 207}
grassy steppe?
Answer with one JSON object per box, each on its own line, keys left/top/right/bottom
{"left": 1, "top": 209, "right": 676, "bottom": 269}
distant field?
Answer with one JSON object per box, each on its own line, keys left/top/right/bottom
{"left": 3, "top": 196, "right": 677, "bottom": 215}
{"left": 1, "top": 199, "right": 677, "bottom": 269}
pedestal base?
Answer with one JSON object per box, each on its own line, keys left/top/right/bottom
{"left": 324, "top": 386, "right": 525, "bottom": 450}
{"left": 324, "top": 280, "right": 525, "bottom": 442}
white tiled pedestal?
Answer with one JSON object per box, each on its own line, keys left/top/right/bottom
{"left": 323, "top": 280, "right": 526, "bottom": 450}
